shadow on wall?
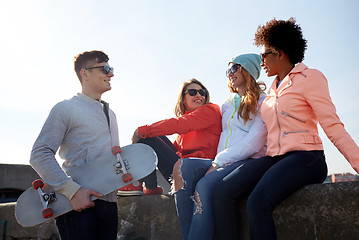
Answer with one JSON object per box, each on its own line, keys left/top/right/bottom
{"left": 0, "top": 189, "right": 23, "bottom": 203}
{"left": 0, "top": 164, "right": 40, "bottom": 203}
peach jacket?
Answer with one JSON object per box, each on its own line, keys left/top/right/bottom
{"left": 261, "top": 63, "right": 359, "bottom": 172}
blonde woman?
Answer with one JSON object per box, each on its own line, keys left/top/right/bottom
{"left": 172, "top": 54, "right": 267, "bottom": 240}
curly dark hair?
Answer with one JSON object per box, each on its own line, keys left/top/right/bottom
{"left": 254, "top": 18, "right": 307, "bottom": 64}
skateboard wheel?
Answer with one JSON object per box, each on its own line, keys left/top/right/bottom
{"left": 122, "top": 173, "right": 133, "bottom": 182}
{"left": 111, "top": 146, "right": 122, "bottom": 155}
{"left": 42, "top": 208, "right": 53, "bottom": 218}
{"left": 32, "top": 179, "right": 44, "bottom": 190}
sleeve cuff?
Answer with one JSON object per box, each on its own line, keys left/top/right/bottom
{"left": 137, "top": 126, "right": 148, "bottom": 139}
{"left": 58, "top": 178, "right": 81, "bottom": 200}
{"left": 212, "top": 161, "right": 222, "bottom": 168}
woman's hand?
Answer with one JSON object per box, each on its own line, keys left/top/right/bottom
{"left": 132, "top": 129, "right": 140, "bottom": 144}
{"left": 205, "top": 165, "right": 219, "bottom": 175}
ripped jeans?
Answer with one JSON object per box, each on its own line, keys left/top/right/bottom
{"left": 173, "top": 158, "right": 248, "bottom": 240}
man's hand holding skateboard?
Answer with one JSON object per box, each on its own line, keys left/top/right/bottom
{"left": 70, "top": 187, "right": 103, "bottom": 212}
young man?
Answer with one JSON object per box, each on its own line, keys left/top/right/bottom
{"left": 30, "top": 50, "right": 119, "bottom": 240}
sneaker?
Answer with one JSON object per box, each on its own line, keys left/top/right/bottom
{"left": 117, "top": 181, "right": 144, "bottom": 196}
{"left": 143, "top": 186, "right": 164, "bottom": 195}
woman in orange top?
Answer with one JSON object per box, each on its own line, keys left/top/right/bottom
{"left": 118, "top": 78, "right": 222, "bottom": 196}
{"left": 213, "top": 18, "right": 359, "bottom": 240}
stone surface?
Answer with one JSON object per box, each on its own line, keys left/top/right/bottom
{"left": 1, "top": 182, "right": 358, "bottom": 240}
{"left": 274, "top": 181, "right": 359, "bottom": 240}
{"left": 0, "top": 202, "right": 59, "bottom": 240}
{"left": 117, "top": 195, "right": 180, "bottom": 240}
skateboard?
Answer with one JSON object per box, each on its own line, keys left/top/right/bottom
{"left": 15, "top": 143, "right": 157, "bottom": 227}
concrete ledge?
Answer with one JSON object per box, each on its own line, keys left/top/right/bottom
{"left": 0, "top": 195, "right": 179, "bottom": 240}
{"left": 0, "top": 202, "right": 59, "bottom": 240}
{"left": 1, "top": 182, "right": 358, "bottom": 240}
{"left": 117, "top": 194, "right": 180, "bottom": 240}
{"left": 273, "top": 181, "right": 359, "bottom": 240}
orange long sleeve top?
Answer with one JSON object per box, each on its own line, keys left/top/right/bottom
{"left": 138, "top": 103, "right": 222, "bottom": 159}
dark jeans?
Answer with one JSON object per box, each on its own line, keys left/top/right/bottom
{"left": 55, "top": 200, "right": 118, "bottom": 240}
{"left": 140, "top": 136, "right": 180, "bottom": 189}
{"left": 213, "top": 150, "right": 327, "bottom": 240}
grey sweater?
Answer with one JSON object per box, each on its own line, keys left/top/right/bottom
{"left": 30, "top": 93, "right": 119, "bottom": 202}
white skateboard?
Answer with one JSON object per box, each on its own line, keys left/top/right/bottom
{"left": 15, "top": 143, "right": 157, "bottom": 227}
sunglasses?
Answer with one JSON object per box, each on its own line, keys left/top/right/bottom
{"left": 226, "top": 64, "right": 241, "bottom": 77}
{"left": 260, "top": 51, "right": 273, "bottom": 62}
{"left": 184, "top": 88, "right": 207, "bottom": 97}
{"left": 85, "top": 65, "right": 114, "bottom": 75}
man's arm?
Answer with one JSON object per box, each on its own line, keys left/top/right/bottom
{"left": 30, "top": 101, "right": 101, "bottom": 210}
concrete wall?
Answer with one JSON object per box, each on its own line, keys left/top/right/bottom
{"left": 0, "top": 164, "right": 40, "bottom": 203}
{"left": 0, "top": 164, "right": 39, "bottom": 191}
{"left": 0, "top": 181, "right": 358, "bottom": 240}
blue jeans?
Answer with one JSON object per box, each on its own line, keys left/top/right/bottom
{"left": 247, "top": 151, "right": 327, "bottom": 240}
{"left": 213, "top": 150, "right": 327, "bottom": 240}
{"left": 213, "top": 157, "right": 276, "bottom": 240}
{"left": 174, "top": 158, "right": 254, "bottom": 240}
{"left": 55, "top": 200, "right": 118, "bottom": 240}
{"left": 173, "top": 158, "right": 212, "bottom": 240}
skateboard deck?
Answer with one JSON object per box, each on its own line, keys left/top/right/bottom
{"left": 15, "top": 143, "right": 157, "bottom": 227}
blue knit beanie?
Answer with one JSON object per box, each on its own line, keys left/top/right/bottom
{"left": 229, "top": 53, "right": 261, "bottom": 80}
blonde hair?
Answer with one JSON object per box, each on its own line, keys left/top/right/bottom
{"left": 228, "top": 67, "right": 266, "bottom": 124}
{"left": 174, "top": 78, "right": 210, "bottom": 117}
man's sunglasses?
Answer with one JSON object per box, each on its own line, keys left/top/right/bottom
{"left": 85, "top": 65, "right": 114, "bottom": 75}
{"left": 260, "top": 51, "right": 273, "bottom": 62}
{"left": 184, "top": 88, "right": 207, "bottom": 97}
{"left": 226, "top": 64, "right": 241, "bottom": 77}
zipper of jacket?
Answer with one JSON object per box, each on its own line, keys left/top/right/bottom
{"left": 283, "top": 130, "right": 309, "bottom": 136}
{"left": 224, "top": 102, "right": 237, "bottom": 149}
{"left": 275, "top": 95, "right": 281, "bottom": 155}
{"left": 281, "top": 111, "right": 306, "bottom": 123}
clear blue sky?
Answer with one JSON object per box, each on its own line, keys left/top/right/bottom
{"left": 1, "top": 0, "right": 358, "bottom": 174}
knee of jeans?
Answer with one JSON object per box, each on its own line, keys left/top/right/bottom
{"left": 247, "top": 191, "right": 271, "bottom": 214}
{"left": 212, "top": 190, "right": 227, "bottom": 208}
{"left": 246, "top": 194, "right": 256, "bottom": 213}
{"left": 191, "top": 191, "right": 203, "bottom": 215}
{"left": 171, "top": 159, "right": 185, "bottom": 194}
{"left": 137, "top": 138, "right": 148, "bottom": 144}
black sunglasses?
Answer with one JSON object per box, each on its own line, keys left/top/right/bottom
{"left": 226, "top": 64, "right": 241, "bottom": 77}
{"left": 85, "top": 65, "right": 114, "bottom": 75}
{"left": 260, "top": 51, "right": 273, "bottom": 62}
{"left": 184, "top": 88, "right": 207, "bottom": 97}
